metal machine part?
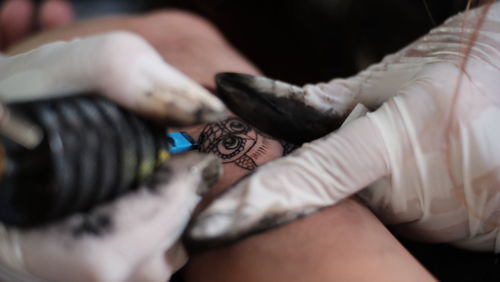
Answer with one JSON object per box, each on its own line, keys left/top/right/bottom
{"left": 0, "top": 95, "right": 168, "bottom": 227}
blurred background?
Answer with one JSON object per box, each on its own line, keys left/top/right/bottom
{"left": 162, "top": 0, "right": 469, "bottom": 84}
{"left": 53, "top": 0, "right": 470, "bottom": 85}
{"left": 2, "top": 0, "right": 499, "bottom": 281}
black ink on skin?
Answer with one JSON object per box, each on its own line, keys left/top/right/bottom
{"left": 198, "top": 117, "right": 258, "bottom": 170}
{"left": 198, "top": 117, "right": 299, "bottom": 170}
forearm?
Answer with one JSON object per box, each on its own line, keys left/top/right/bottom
{"left": 184, "top": 119, "right": 434, "bottom": 282}
{"left": 185, "top": 198, "right": 435, "bottom": 282}
{"left": 6, "top": 10, "right": 434, "bottom": 281}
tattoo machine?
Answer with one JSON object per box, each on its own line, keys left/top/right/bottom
{"left": 0, "top": 95, "right": 198, "bottom": 227}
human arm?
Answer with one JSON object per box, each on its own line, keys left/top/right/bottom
{"left": 188, "top": 2, "right": 500, "bottom": 252}
{"left": 183, "top": 118, "right": 434, "bottom": 282}
{"left": 1, "top": 9, "right": 436, "bottom": 281}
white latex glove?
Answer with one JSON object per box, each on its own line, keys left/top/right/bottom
{"left": 0, "top": 32, "right": 225, "bottom": 281}
{"left": 188, "top": 2, "right": 500, "bottom": 252}
{"left": 0, "top": 31, "right": 226, "bottom": 125}
{"left": 0, "top": 153, "right": 221, "bottom": 282}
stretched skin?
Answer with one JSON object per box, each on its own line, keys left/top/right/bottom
{"left": 189, "top": 2, "right": 500, "bottom": 253}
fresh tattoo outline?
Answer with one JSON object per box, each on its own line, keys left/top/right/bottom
{"left": 198, "top": 117, "right": 258, "bottom": 170}
{"left": 198, "top": 117, "right": 299, "bottom": 170}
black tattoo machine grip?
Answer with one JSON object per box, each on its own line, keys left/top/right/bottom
{"left": 0, "top": 95, "right": 167, "bottom": 227}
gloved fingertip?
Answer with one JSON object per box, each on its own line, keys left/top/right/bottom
{"left": 157, "top": 152, "right": 222, "bottom": 197}
{"left": 188, "top": 153, "right": 222, "bottom": 196}
{"left": 193, "top": 102, "right": 229, "bottom": 125}
{"left": 130, "top": 93, "right": 227, "bottom": 127}
{"left": 215, "top": 72, "right": 344, "bottom": 144}
{"left": 136, "top": 81, "right": 227, "bottom": 126}
{"left": 184, "top": 205, "right": 318, "bottom": 254}
{"left": 183, "top": 213, "right": 237, "bottom": 254}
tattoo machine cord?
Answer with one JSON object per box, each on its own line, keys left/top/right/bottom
{"left": 0, "top": 95, "right": 197, "bottom": 228}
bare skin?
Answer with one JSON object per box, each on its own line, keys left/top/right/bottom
{"left": 185, "top": 200, "right": 433, "bottom": 282}
{"left": 5, "top": 10, "right": 435, "bottom": 282}
{"left": 0, "top": 0, "right": 73, "bottom": 50}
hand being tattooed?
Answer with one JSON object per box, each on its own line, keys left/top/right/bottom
{"left": 185, "top": 116, "right": 296, "bottom": 203}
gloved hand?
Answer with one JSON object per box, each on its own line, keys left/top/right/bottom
{"left": 0, "top": 32, "right": 224, "bottom": 281}
{"left": 0, "top": 31, "right": 226, "bottom": 125}
{"left": 188, "top": 2, "right": 500, "bottom": 252}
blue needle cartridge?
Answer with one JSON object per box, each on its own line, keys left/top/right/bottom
{"left": 167, "top": 132, "right": 198, "bottom": 154}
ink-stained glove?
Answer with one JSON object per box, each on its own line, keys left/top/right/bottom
{"left": 0, "top": 32, "right": 225, "bottom": 281}
{"left": 0, "top": 153, "right": 221, "bottom": 282}
{"left": 0, "top": 31, "right": 226, "bottom": 125}
{"left": 188, "top": 3, "right": 500, "bottom": 252}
